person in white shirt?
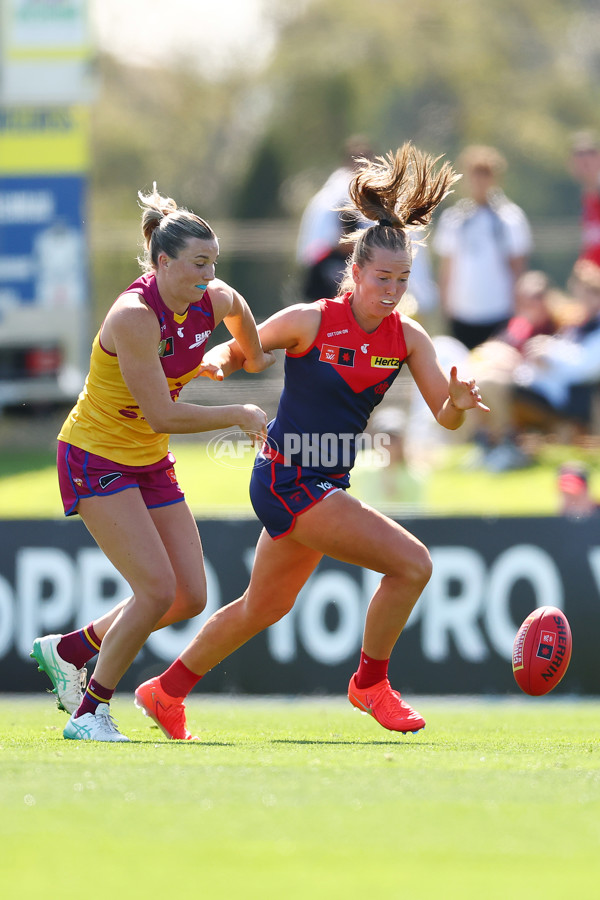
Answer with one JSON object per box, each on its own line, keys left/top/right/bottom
{"left": 512, "top": 259, "right": 600, "bottom": 436}
{"left": 296, "top": 135, "right": 374, "bottom": 301}
{"left": 433, "top": 144, "right": 532, "bottom": 350}
{"left": 297, "top": 137, "right": 440, "bottom": 316}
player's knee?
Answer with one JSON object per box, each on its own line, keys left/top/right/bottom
{"left": 242, "top": 591, "right": 294, "bottom": 630}
{"left": 140, "top": 569, "right": 178, "bottom": 617}
{"left": 412, "top": 543, "right": 433, "bottom": 588}
{"left": 178, "top": 586, "right": 207, "bottom": 619}
{"left": 398, "top": 542, "right": 432, "bottom": 590}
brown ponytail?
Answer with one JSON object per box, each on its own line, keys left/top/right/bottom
{"left": 338, "top": 143, "right": 459, "bottom": 293}
{"left": 137, "top": 183, "right": 216, "bottom": 273}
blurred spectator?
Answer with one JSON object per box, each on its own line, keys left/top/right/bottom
{"left": 405, "top": 230, "right": 442, "bottom": 335}
{"left": 467, "top": 271, "right": 558, "bottom": 470}
{"left": 512, "top": 259, "right": 600, "bottom": 440}
{"left": 568, "top": 130, "right": 600, "bottom": 268}
{"left": 557, "top": 462, "right": 599, "bottom": 519}
{"left": 404, "top": 334, "right": 471, "bottom": 468}
{"left": 296, "top": 135, "right": 374, "bottom": 301}
{"left": 433, "top": 144, "right": 532, "bottom": 349}
{"left": 350, "top": 407, "right": 425, "bottom": 511}
{"left": 296, "top": 137, "right": 438, "bottom": 310}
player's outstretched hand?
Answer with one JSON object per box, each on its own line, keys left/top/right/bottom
{"left": 196, "top": 361, "right": 224, "bottom": 381}
{"left": 238, "top": 404, "right": 269, "bottom": 446}
{"left": 195, "top": 344, "right": 229, "bottom": 381}
{"left": 448, "top": 366, "right": 490, "bottom": 412}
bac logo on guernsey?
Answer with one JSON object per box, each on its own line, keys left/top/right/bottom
{"left": 189, "top": 330, "right": 212, "bottom": 349}
{"left": 371, "top": 356, "right": 400, "bottom": 368}
{"left": 319, "top": 344, "right": 356, "bottom": 367}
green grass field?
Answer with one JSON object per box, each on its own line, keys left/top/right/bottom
{"left": 2, "top": 696, "right": 599, "bottom": 899}
{"left": 1, "top": 439, "right": 599, "bottom": 517}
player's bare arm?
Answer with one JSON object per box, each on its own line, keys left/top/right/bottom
{"left": 209, "top": 279, "right": 275, "bottom": 374}
{"left": 257, "top": 303, "right": 322, "bottom": 354}
{"left": 403, "top": 317, "right": 488, "bottom": 429}
{"left": 106, "top": 295, "right": 267, "bottom": 442}
{"left": 199, "top": 302, "right": 322, "bottom": 379}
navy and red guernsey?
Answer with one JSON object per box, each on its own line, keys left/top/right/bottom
{"left": 251, "top": 293, "right": 409, "bottom": 538}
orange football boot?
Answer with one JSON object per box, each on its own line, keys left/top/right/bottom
{"left": 135, "top": 676, "right": 199, "bottom": 741}
{"left": 348, "top": 673, "right": 425, "bottom": 733}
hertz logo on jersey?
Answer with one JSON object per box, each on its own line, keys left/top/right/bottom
{"left": 371, "top": 356, "right": 400, "bottom": 368}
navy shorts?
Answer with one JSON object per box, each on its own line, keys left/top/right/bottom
{"left": 250, "top": 453, "right": 349, "bottom": 539}
{"left": 57, "top": 442, "right": 185, "bottom": 516}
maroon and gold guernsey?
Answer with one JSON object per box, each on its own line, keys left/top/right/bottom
{"left": 59, "top": 273, "right": 215, "bottom": 465}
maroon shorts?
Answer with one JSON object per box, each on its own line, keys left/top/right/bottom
{"left": 57, "top": 441, "right": 185, "bottom": 516}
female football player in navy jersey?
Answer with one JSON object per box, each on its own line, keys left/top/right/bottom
{"left": 31, "top": 186, "right": 272, "bottom": 741}
{"left": 134, "top": 144, "right": 489, "bottom": 739}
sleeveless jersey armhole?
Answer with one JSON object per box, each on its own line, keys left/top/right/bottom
{"left": 99, "top": 289, "right": 149, "bottom": 358}
{"left": 97, "top": 330, "right": 117, "bottom": 358}
{"left": 285, "top": 298, "right": 327, "bottom": 359}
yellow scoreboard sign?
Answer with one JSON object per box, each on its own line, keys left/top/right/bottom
{"left": 0, "top": 106, "right": 90, "bottom": 175}
{"left": 0, "top": 0, "right": 92, "bottom": 176}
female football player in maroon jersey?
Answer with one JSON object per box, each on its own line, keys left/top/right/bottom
{"left": 31, "top": 185, "right": 273, "bottom": 741}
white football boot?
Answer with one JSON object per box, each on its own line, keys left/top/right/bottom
{"left": 31, "top": 634, "right": 87, "bottom": 714}
{"left": 63, "top": 704, "right": 130, "bottom": 742}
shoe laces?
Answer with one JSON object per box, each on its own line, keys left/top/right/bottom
{"left": 61, "top": 660, "right": 86, "bottom": 689}
{"left": 96, "top": 706, "right": 124, "bottom": 737}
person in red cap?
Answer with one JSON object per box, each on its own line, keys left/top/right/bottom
{"left": 557, "top": 462, "right": 599, "bottom": 519}
{"left": 569, "top": 131, "right": 600, "bottom": 268}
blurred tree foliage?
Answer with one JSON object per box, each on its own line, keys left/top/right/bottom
{"left": 89, "top": 0, "right": 600, "bottom": 321}
{"left": 258, "top": 0, "right": 600, "bottom": 216}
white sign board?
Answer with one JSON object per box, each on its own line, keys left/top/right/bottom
{"left": 0, "top": 0, "right": 95, "bottom": 106}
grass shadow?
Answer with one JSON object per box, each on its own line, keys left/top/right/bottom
{"left": 270, "top": 737, "right": 429, "bottom": 747}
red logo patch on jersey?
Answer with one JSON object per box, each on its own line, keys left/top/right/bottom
{"left": 319, "top": 344, "right": 356, "bottom": 367}
{"left": 158, "top": 337, "right": 174, "bottom": 357}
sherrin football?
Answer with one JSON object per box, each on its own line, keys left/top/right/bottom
{"left": 512, "top": 606, "right": 572, "bottom": 696}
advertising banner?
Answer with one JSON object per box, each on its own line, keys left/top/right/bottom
{"left": 0, "top": 173, "right": 87, "bottom": 308}
{"left": 0, "top": 0, "right": 94, "bottom": 107}
{"left": 0, "top": 517, "right": 598, "bottom": 697}
{"left": 0, "top": 0, "right": 93, "bottom": 405}
{"left": 0, "top": 170, "right": 88, "bottom": 403}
